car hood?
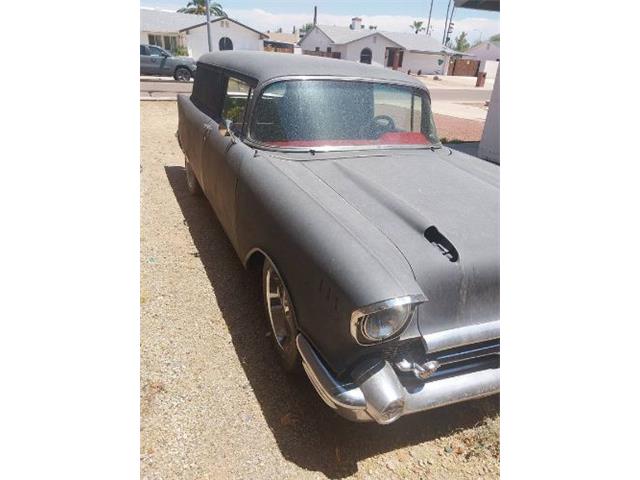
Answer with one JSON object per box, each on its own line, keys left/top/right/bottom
{"left": 300, "top": 148, "right": 499, "bottom": 340}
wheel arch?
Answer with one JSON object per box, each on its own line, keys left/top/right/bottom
{"left": 174, "top": 65, "right": 192, "bottom": 78}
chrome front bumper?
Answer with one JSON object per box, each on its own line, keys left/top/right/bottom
{"left": 296, "top": 334, "right": 499, "bottom": 424}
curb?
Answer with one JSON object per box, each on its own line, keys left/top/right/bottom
{"left": 140, "top": 97, "right": 178, "bottom": 101}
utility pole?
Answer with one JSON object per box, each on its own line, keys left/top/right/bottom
{"left": 313, "top": 6, "right": 317, "bottom": 26}
{"left": 447, "top": 6, "right": 456, "bottom": 45}
{"left": 442, "top": 0, "right": 452, "bottom": 44}
{"left": 426, "top": 0, "right": 434, "bottom": 36}
{"left": 205, "top": 0, "right": 213, "bottom": 52}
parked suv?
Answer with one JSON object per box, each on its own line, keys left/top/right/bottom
{"left": 140, "top": 44, "right": 197, "bottom": 82}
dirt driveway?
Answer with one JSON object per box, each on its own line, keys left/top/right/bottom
{"left": 140, "top": 101, "right": 499, "bottom": 480}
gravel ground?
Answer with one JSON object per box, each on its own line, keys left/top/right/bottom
{"left": 434, "top": 114, "right": 485, "bottom": 142}
{"left": 140, "top": 101, "right": 499, "bottom": 480}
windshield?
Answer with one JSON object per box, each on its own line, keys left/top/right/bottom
{"left": 250, "top": 80, "right": 440, "bottom": 150}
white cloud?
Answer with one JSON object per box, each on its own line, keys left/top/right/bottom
{"left": 226, "top": 8, "right": 499, "bottom": 43}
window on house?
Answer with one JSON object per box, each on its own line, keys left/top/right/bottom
{"left": 222, "top": 77, "right": 251, "bottom": 134}
{"left": 327, "top": 47, "right": 332, "bottom": 53}
{"left": 219, "top": 37, "right": 233, "bottom": 51}
{"left": 148, "top": 34, "right": 162, "bottom": 46}
{"left": 360, "top": 48, "right": 372, "bottom": 64}
{"left": 163, "top": 35, "right": 178, "bottom": 54}
{"left": 315, "top": 47, "right": 320, "bottom": 52}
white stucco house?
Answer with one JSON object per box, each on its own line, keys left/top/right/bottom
{"left": 466, "top": 40, "right": 500, "bottom": 79}
{"left": 299, "top": 18, "right": 458, "bottom": 75}
{"left": 455, "top": 0, "right": 500, "bottom": 164}
{"left": 140, "top": 8, "right": 267, "bottom": 60}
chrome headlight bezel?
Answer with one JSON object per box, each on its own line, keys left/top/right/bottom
{"left": 350, "top": 295, "right": 426, "bottom": 346}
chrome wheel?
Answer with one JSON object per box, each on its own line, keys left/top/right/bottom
{"left": 262, "top": 260, "right": 298, "bottom": 356}
{"left": 264, "top": 261, "right": 297, "bottom": 351}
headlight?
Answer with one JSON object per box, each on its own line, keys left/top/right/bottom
{"left": 350, "top": 295, "right": 425, "bottom": 345}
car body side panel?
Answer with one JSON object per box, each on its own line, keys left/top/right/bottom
{"left": 177, "top": 94, "right": 214, "bottom": 182}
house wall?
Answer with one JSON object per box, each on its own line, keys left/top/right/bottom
{"left": 478, "top": 64, "right": 499, "bottom": 163}
{"left": 400, "top": 52, "right": 446, "bottom": 75}
{"left": 185, "top": 21, "right": 264, "bottom": 60}
{"left": 141, "top": 31, "right": 188, "bottom": 53}
{"left": 341, "top": 34, "right": 398, "bottom": 66}
{"left": 299, "top": 27, "right": 333, "bottom": 52}
{"left": 466, "top": 41, "right": 500, "bottom": 62}
{"left": 480, "top": 60, "right": 499, "bottom": 78}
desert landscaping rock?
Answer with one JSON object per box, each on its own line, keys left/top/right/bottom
{"left": 140, "top": 101, "right": 499, "bottom": 479}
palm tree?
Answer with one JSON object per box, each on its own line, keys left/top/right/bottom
{"left": 410, "top": 20, "right": 425, "bottom": 34}
{"left": 178, "top": 1, "right": 226, "bottom": 16}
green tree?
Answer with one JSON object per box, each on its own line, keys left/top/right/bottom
{"left": 178, "top": 1, "right": 225, "bottom": 16}
{"left": 410, "top": 20, "right": 425, "bottom": 34}
{"left": 489, "top": 33, "right": 500, "bottom": 43}
{"left": 452, "top": 31, "right": 470, "bottom": 51}
{"left": 300, "top": 22, "right": 314, "bottom": 35}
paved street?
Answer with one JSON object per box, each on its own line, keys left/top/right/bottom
{"left": 140, "top": 78, "right": 493, "bottom": 103}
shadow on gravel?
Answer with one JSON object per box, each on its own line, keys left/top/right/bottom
{"left": 165, "top": 165, "right": 499, "bottom": 479}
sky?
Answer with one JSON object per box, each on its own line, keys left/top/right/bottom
{"left": 140, "top": 0, "right": 500, "bottom": 44}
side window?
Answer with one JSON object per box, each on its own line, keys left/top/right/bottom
{"left": 148, "top": 46, "right": 165, "bottom": 56}
{"left": 191, "top": 66, "right": 226, "bottom": 118}
{"left": 140, "top": 45, "right": 149, "bottom": 55}
{"left": 222, "top": 77, "right": 251, "bottom": 134}
{"left": 251, "top": 82, "right": 286, "bottom": 142}
{"left": 373, "top": 85, "right": 423, "bottom": 132}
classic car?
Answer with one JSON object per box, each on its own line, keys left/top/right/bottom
{"left": 176, "top": 51, "right": 499, "bottom": 424}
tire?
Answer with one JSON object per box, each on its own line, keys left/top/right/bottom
{"left": 174, "top": 67, "right": 191, "bottom": 82}
{"left": 262, "top": 257, "right": 301, "bottom": 372}
{"left": 184, "top": 156, "right": 202, "bottom": 196}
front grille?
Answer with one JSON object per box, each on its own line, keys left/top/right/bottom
{"left": 426, "top": 339, "right": 500, "bottom": 382}
{"left": 430, "top": 339, "right": 500, "bottom": 366}
{"left": 393, "top": 338, "right": 500, "bottom": 390}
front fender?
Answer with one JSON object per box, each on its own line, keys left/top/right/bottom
{"left": 236, "top": 153, "right": 424, "bottom": 376}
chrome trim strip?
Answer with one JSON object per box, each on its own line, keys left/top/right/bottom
{"left": 244, "top": 75, "right": 441, "bottom": 154}
{"left": 350, "top": 294, "right": 428, "bottom": 346}
{"left": 422, "top": 320, "right": 500, "bottom": 353}
{"left": 296, "top": 334, "right": 366, "bottom": 410}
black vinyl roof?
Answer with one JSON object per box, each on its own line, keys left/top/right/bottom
{"left": 196, "top": 51, "right": 425, "bottom": 88}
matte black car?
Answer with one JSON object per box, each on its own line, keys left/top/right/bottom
{"left": 140, "top": 44, "right": 196, "bottom": 81}
{"left": 176, "top": 51, "right": 499, "bottom": 424}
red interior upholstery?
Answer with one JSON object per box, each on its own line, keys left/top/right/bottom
{"left": 267, "top": 132, "right": 429, "bottom": 148}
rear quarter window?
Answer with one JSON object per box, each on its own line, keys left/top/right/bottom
{"left": 191, "top": 66, "right": 226, "bottom": 119}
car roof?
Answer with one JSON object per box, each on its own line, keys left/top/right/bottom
{"left": 197, "top": 51, "right": 425, "bottom": 88}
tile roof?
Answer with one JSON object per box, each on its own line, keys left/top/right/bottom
{"left": 140, "top": 8, "right": 221, "bottom": 33}
{"left": 264, "top": 32, "right": 300, "bottom": 45}
{"left": 314, "top": 25, "right": 458, "bottom": 54}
